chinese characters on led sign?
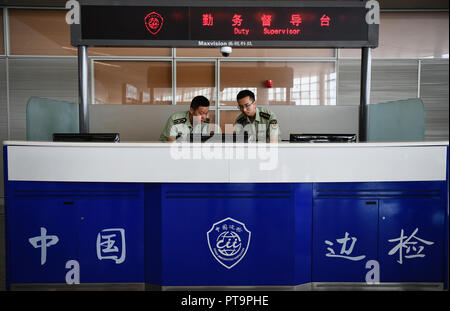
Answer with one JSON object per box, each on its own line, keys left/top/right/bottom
{"left": 198, "top": 12, "right": 330, "bottom": 30}
{"left": 189, "top": 8, "right": 342, "bottom": 42}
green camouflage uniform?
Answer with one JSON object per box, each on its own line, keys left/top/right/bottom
{"left": 234, "top": 106, "right": 281, "bottom": 142}
{"left": 159, "top": 111, "right": 211, "bottom": 141}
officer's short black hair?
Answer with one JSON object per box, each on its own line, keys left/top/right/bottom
{"left": 237, "top": 90, "right": 255, "bottom": 102}
{"left": 190, "top": 95, "right": 210, "bottom": 110}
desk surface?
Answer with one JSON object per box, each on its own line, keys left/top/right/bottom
{"left": 3, "top": 140, "right": 450, "bottom": 147}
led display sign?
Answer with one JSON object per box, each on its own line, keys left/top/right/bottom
{"left": 71, "top": 2, "right": 378, "bottom": 48}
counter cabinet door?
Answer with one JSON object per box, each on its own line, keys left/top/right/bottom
{"left": 76, "top": 198, "right": 145, "bottom": 284}
{"left": 160, "top": 183, "right": 297, "bottom": 286}
{"left": 6, "top": 198, "right": 77, "bottom": 285}
{"left": 312, "top": 198, "right": 378, "bottom": 282}
{"left": 379, "top": 198, "right": 445, "bottom": 283}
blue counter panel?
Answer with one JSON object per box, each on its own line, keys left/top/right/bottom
{"left": 312, "top": 198, "right": 379, "bottom": 282}
{"left": 7, "top": 197, "right": 78, "bottom": 283}
{"left": 312, "top": 181, "right": 446, "bottom": 283}
{"left": 5, "top": 181, "right": 145, "bottom": 286}
{"left": 379, "top": 198, "right": 444, "bottom": 282}
{"left": 4, "top": 179, "right": 447, "bottom": 287}
{"left": 77, "top": 198, "right": 144, "bottom": 283}
{"left": 157, "top": 183, "right": 311, "bottom": 286}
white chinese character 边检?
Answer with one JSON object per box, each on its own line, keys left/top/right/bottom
{"left": 388, "top": 228, "right": 434, "bottom": 264}
{"left": 325, "top": 231, "right": 366, "bottom": 261}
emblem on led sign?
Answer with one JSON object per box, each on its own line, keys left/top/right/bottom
{"left": 145, "top": 12, "right": 164, "bottom": 35}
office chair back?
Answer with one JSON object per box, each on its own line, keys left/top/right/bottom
{"left": 26, "top": 96, "right": 79, "bottom": 141}
{"left": 367, "top": 98, "right": 425, "bottom": 142}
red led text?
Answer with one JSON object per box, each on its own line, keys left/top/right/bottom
{"left": 290, "top": 14, "right": 302, "bottom": 26}
{"left": 263, "top": 28, "right": 300, "bottom": 35}
{"left": 232, "top": 14, "right": 243, "bottom": 27}
{"left": 320, "top": 14, "right": 331, "bottom": 27}
{"left": 202, "top": 14, "right": 213, "bottom": 26}
{"left": 234, "top": 28, "right": 250, "bottom": 35}
{"left": 261, "top": 14, "right": 272, "bottom": 27}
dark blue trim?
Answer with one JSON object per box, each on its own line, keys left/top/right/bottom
{"left": 294, "top": 183, "right": 312, "bottom": 285}
{"left": 444, "top": 146, "right": 449, "bottom": 290}
{"left": 313, "top": 181, "right": 444, "bottom": 198}
{"left": 3, "top": 145, "right": 10, "bottom": 290}
{"left": 144, "top": 184, "right": 162, "bottom": 286}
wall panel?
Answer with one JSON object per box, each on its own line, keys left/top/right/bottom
{"left": 338, "top": 59, "right": 419, "bottom": 106}
{"left": 421, "top": 60, "right": 449, "bottom": 140}
{"left": 8, "top": 58, "right": 78, "bottom": 140}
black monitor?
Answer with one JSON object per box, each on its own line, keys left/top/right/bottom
{"left": 290, "top": 133, "right": 356, "bottom": 143}
{"left": 187, "top": 133, "right": 249, "bottom": 143}
{"left": 53, "top": 133, "right": 120, "bottom": 142}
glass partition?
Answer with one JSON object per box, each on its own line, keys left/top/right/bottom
{"left": 219, "top": 61, "right": 336, "bottom": 106}
{"left": 94, "top": 61, "right": 172, "bottom": 105}
{"left": 176, "top": 62, "right": 216, "bottom": 105}
{"left": 9, "top": 9, "right": 74, "bottom": 56}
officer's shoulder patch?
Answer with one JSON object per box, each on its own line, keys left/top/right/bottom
{"left": 236, "top": 115, "right": 246, "bottom": 123}
{"left": 270, "top": 120, "right": 278, "bottom": 129}
{"left": 259, "top": 111, "right": 271, "bottom": 119}
{"left": 173, "top": 117, "right": 187, "bottom": 125}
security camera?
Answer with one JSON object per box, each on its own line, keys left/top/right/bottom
{"left": 220, "top": 46, "right": 232, "bottom": 57}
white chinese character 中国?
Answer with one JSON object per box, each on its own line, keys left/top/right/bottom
{"left": 28, "top": 227, "right": 59, "bottom": 265}
{"left": 96, "top": 228, "right": 126, "bottom": 264}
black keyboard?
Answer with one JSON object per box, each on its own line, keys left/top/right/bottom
{"left": 290, "top": 133, "right": 356, "bottom": 143}
{"left": 53, "top": 133, "right": 120, "bottom": 142}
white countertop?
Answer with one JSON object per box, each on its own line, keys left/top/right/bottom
{"left": 3, "top": 140, "right": 449, "bottom": 147}
{"left": 4, "top": 140, "right": 448, "bottom": 183}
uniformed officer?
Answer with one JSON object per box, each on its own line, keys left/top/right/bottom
{"left": 234, "top": 90, "right": 280, "bottom": 142}
{"left": 159, "top": 95, "right": 212, "bottom": 142}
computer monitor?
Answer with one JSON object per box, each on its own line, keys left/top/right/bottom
{"left": 187, "top": 133, "right": 249, "bottom": 143}
{"left": 290, "top": 133, "right": 356, "bottom": 143}
{"left": 53, "top": 133, "right": 120, "bottom": 142}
